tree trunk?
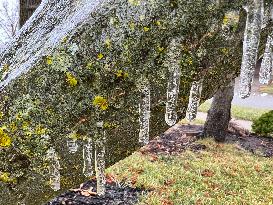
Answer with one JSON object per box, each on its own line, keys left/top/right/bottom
{"left": 204, "top": 79, "right": 235, "bottom": 142}
{"left": 19, "top": 0, "right": 41, "bottom": 28}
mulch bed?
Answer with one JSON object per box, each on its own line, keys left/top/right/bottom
{"left": 140, "top": 124, "right": 206, "bottom": 155}
{"left": 46, "top": 179, "right": 145, "bottom": 205}
{"left": 140, "top": 123, "right": 273, "bottom": 157}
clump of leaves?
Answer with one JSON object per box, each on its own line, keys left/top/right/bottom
{"left": 0, "top": 128, "right": 12, "bottom": 148}
{"left": 252, "top": 110, "right": 273, "bottom": 137}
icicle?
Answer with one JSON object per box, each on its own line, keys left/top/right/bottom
{"left": 259, "top": 34, "right": 273, "bottom": 84}
{"left": 165, "top": 39, "right": 181, "bottom": 126}
{"left": 46, "top": 147, "right": 61, "bottom": 191}
{"left": 82, "top": 138, "right": 93, "bottom": 177}
{"left": 95, "top": 121, "right": 106, "bottom": 196}
{"left": 138, "top": 79, "right": 150, "bottom": 145}
{"left": 66, "top": 139, "right": 79, "bottom": 154}
{"left": 239, "top": 0, "right": 264, "bottom": 98}
{"left": 186, "top": 80, "right": 203, "bottom": 122}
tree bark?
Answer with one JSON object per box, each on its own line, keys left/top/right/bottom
{"left": 204, "top": 79, "right": 235, "bottom": 142}
{"left": 19, "top": 0, "right": 41, "bottom": 28}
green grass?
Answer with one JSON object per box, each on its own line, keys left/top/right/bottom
{"left": 107, "top": 139, "right": 273, "bottom": 205}
{"left": 198, "top": 101, "right": 271, "bottom": 122}
{"left": 259, "top": 84, "right": 273, "bottom": 95}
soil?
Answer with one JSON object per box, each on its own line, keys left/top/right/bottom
{"left": 140, "top": 123, "right": 273, "bottom": 157}
{"left": 46, "top": 179, "right": 145, "bottom": 205}
{"left": 140, "top": 124, "right": 206, "bottom": 155}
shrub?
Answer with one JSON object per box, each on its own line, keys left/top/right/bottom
{"left": 252, "top": 110, "right": 273, "bottom": 137}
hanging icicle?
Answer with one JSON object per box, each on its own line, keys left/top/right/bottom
{"left": 66, "top": 139, "right": 79, "bottom": 154}
{"left": 165, "top": 39, "right": 181, "bottom": 126}
{"left": 138, "top": 78, "right": 151, "bottom": 145}
{"left": 95, "top": 121, "right": 106, "bottom": 196}
{"left": 259, "top": 33, "right": 273, "bottom": 84}
{"left": 82, "top": 138, "right": 93, "bottom": 177}
{"left": 186, "top": 80, "right": 203, "bottom": 122}
{"left": 239, "top": 0, "right": 264, "bottom": 98}
{"left": 46, "top": 147, "right": 61, "bottom": 191}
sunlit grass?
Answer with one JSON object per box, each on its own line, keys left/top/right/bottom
{"left": 107, "top": 139, "right": 273, "bottom": 205}
{"left": 198, "top": 101, "right": 270, "bottom": 122}
{"left": 259, "top": 84, "right": 273, "bottom": 95}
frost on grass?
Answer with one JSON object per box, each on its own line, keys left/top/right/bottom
{"left": 239, "top": 0, "right": 264, "bottom": 98}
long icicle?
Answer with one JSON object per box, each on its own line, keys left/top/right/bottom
{"left": 82, "top": 138, "right": 93, "bottom": 177}
{"left": 259, "top": 33, "right": 273, "bottom": 84}
{"left": 46, "top": 147, "right": 61, "bottom": 191}
{"left": 95, "top": 121, "right": 106, "bottom": 196}
{"left": 66, "top": 131, "right": 79, "bottom": 154}
{"left": 165, "top": 39, "right": 181, "bottom": 126}
{"left": 186, "top": 80, "right": 203, "bottom": 122}
{"left": 67, "top": 139, "right": 79, "bottom": 154}
{"left": 239, "top": 0, "right": 263, "bottom": 98}
{"left": 138, "top": 78, "right": 151, "bottom": 145}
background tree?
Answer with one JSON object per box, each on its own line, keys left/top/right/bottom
{"left": 19, "top": 0, "right": 41, "bottom": 28}
{"left": 0, "top": 0, "right": 19, "bottom": 46}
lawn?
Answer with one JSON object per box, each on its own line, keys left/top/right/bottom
{"left": 259, "top": 84, "right": 273, "bottom": 95}
{"left": 198, "top": 101, "right": 271, "bottom": 122}
{"left": 107, "top": 139, "right": 273, "bottom": 205}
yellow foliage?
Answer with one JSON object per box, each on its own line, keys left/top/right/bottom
{"left": 105, "top": 39, "right": 111, "bottom": 48}
{"left": 93, "top": 96, "right": 109, "bottom": 111}
{"left": 115, "top": 70, "right": 129, "bottom": 78}
{"left": 97, "top": 53, "right": 104, "bottom": 60}
{"left": 46, "top": 56, "right": 53, "bottom": 65}
{"left": 0, "top": 128, "right": 12, "bottom": 148}
{"left": 143, "top": 27, "right": 150, "bottom": 32}
{"left": 35, "top": 125, "right": 47, "bottom": 135}
{"left": 66, "top": 72, "right": 78, "bottom": 87}
{"left": 128, "top": 0, "right": 140, "bottom": 6}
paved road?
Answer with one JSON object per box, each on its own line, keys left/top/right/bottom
{"left": 212, "top": 78, "right": 273, "bottom": 110}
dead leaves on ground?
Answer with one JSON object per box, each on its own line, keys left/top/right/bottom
{"left": 70, "top": 183, "right": 97, "bottom": 197}
{"left": 201, "top": 169, "right": 215, "bottom": 177}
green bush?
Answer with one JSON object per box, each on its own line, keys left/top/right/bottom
{"left": 252, "top": 110, "right": 273, "bottom": 137}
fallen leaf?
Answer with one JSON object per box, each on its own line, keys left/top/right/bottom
{"left": 201, "top": 169, "right": 214, "bottom": 177}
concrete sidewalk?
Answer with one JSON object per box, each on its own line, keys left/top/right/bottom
{"left": 197, "top": 112, "right": 253, "bottom": 131}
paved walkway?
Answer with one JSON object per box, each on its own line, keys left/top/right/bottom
{"left": 233, "top": 78, "right": 273, "bottom": 109}
{"left": 197, "top": 112, "right": 253, "bottom": 131}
